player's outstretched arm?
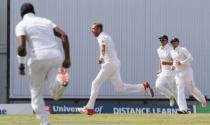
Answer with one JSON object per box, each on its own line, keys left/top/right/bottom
{"left": 53, "top": 27, "right": 71, "bottom": 68}
{"left": 17, "top": 35, "right": 26, "bottom": 75}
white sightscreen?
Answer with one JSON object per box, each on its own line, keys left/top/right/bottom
{"left": 10, "top": 0, "right": 210, "bottom": 99}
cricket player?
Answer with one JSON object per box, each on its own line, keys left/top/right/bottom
{"left": 156, "top": 35, "right": 177, "bottom": 106}
{"left": 16, "top": 3, "right": 71, "bottom": 125}
{"left": 79, "top": 22, "right": 154, "bottom": 115}
{"left": 170, "top": 38, "right": 207, "bottom": 114}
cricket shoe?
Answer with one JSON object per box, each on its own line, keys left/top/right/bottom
{"left": 78, "top": 107, "right": 95, "bottom": 116}
{"left": 143, "top": 82, "right": 154, "bottom": 97}
{"left": 170, "top": 96, "right": 176, "bottom": 107}
{"left": 177, "top": 110, "right": 188, "bottom": 114}
{"left": 57, "top": 67, "right": 69, "bottom": 87}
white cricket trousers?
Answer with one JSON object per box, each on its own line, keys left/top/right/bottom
{"left": 175, "top": 67, "right": 206, "bottom": 111}
{"left": 156, "top": 70, "right": 177, "bottom": 99}
{"left": 86, "top": 61, "right": 146, "bottom": 109}
{"left": 28, "top": 48, "right": 64, "bottom": 125}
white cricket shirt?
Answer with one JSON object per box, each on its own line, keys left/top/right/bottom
{"left": 170, "top": 46, "right": 193, "bottom": 71}
{"left": 97, "top": 32, "right": 119, "bottom": 63}
{"left": 15, "top": 13, "right": 58, "bottom": 52}
{"left": 157, "top": 44, "right": 173, "bottom": 71}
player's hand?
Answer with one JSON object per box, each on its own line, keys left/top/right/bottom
{"left": 97, "top": 58, "right": 104, "bottom": 64}
{"left": 175, "top": 60, "right": 181, "bottom": 65}
{"left": 19, "top": 64, "right": 25, "bottom": 75}
{"left": 161, "top": 61, "right": 166, "bottom": 65}
{"left": 171, "top": 66, "right": 175, "bottom": 70}
{"left": 161, "top": 61, "right": 168, "bottom": 65}
{"left": 62, "top": 58, "right": 71, "bottom": 68}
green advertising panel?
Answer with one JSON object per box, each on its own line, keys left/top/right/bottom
{"left": 197, "top": 104, "right": 210, "bottom": 113}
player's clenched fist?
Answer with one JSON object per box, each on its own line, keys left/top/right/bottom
{"left": 62, "top": 58, "right": 71, "bottom": 68}
{"left": 97, "top": 58, "right": 104, "bottom": 64}
{"left": 19, "top": 64, "right": 25, "bottom": 75}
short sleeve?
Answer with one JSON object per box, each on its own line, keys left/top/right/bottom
{"left": 180, "top": 47, "right": 193, "bottom": 64}
{"left": 46, "top": 19, "right": 57, "bottom": 28}
{"left": 98, "top": 36, "right": 107, "bottom": 46}
{"left": 182, "top": 47, "right": 192, "bottom": 58}
{"left": 157, "top": 48, "right": 160, "bottom": 54}
{"left": 15, "top": 22, "right": 26, "bottom": 37}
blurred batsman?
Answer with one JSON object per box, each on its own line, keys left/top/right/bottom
{"left": 78, "top": 22, "right": 154, "bottom": 115}
{"left": 156, "top": 35, "right": 177, "bottom": 107}
{"left": 170, "top": 38, "right": 207, "bottom": 114}
{"left": 15, "top": 3, "right": 71, "bottom": 125}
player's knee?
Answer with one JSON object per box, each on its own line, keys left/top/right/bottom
{"left": 91, "top": 80, "right": 102, "bottom": 90}
{"left": 176, "top": 84, "right": 182, "bottom": 89}
{"left": 50, "top": 91, "right": 63, "bottom": 101}
{"left": 91, "top": 79, "right": 99, "bottom": 86}
{"left": 115, "top": 88, "right": 123, "bottom": 93}
{"left": 155, "top": 84, "right": 160, "bottom": 89}
{"left": 155, "top": 79, "right": 163, "bottom": 88}
{"left": 176, "top": 83, "right": 185, "bottom": 92}
{"left": 53, "top": 96, "right": 60, "bottom": 101}
{"left": 54, "top": 92, "right": 64, "bottom": 100}
{"left": 114, "top": 84, "right": 124, "bottom": 93}
{"left": 155, "top": 83, "right": 162, "bottom": 91}
{"left": 31, "top": 105, "right": 40, "bottom": 114}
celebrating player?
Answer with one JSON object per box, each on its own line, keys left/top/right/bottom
{"left": 15, "top": 3, "right": 71, "bottom": 125}
{"left": 170, "top": 38, "right": 207, "bottom": 114}
{"left": 78, "top": 22, "right": 154, "bottom": 115}
{"left": 156, "top": 35, "right": 177, "bottom": 106}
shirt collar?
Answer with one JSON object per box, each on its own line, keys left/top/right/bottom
{"left": 23, "top": 13, "right": 35, "bottom": 20}
{"left": 173, "top": 46, "right": 180, "bottom": 50}
{"left": 97, "top": 32, "right": 104, "bottom": 40}
{"left": 160, "top": 44, "right": 169, "bottom": 50}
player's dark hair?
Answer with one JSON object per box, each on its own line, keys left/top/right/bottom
{"left": 93, "top": 22, "right": 103, "bottom": 31}
{"left": 170, "top": 37, "right": 180, "bottom": 43}
{"left": 20, "top": 3, "right": 35, "bottom": 18}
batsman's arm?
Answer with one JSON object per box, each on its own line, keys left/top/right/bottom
{"left": 17, "top": 35, "right": 27, "bottom": 75}
{"left": 53, "top": 27, "right": 71, "bottom": 68}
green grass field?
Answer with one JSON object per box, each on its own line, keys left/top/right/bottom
{"left": 0, "top": 114, "right": 210, "bottom": 125}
